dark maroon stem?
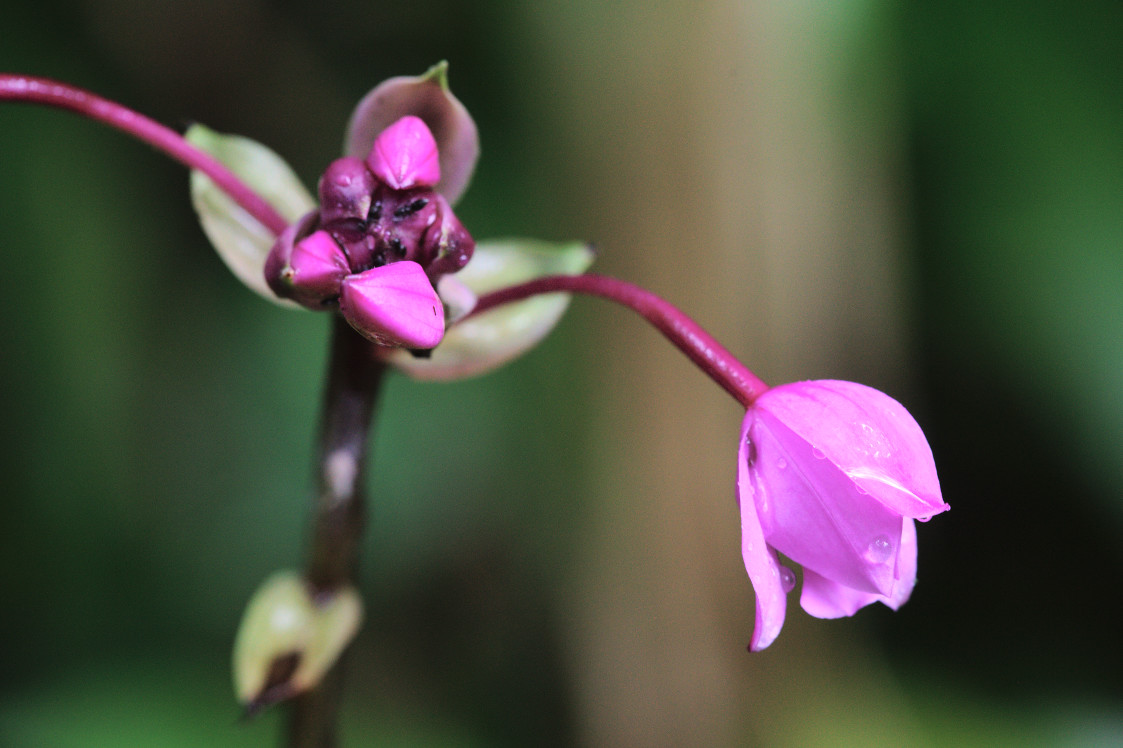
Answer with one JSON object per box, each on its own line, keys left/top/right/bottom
{"left": 288, "top": 315, "right": 385, "bottom": 748}
{"left": 0, "top": 74, "right": 289, "bottom": 235}
{"left": 471, "top": 274, "right": 769, "bottom": 407}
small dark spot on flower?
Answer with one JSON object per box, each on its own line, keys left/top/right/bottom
{"left": 394, "top": 198, "right": 429, "bottom": 219}
{"left": 368, "top": 200, "right": 382, "bottom": 221}
{"left": 389, "top": 237, "right": 406, "bottom": 256}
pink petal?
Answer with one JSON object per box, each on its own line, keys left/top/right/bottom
{"left": 264, "top": 212, "right": 338, "bottom": 308}
{"left": 883, "top": 517, "right": 918, "bottom": 610}
{"left": 366, "top": 116, "right": 441, "bottom": 191}
{"left": 800, "top": 518, "right": 917, "bottom": 617}
{"left": 748, "top": 407, "right": 902, "bottom": 596}
{"left": 343, "top": 63, "right": 479, "bottom": 204}
{"left": 799, "top": 569, "right": 882, "bottom": 618}
{"left": 759, "top": 380, "right": 948, "bottom": 521}
{"left": 318, "top": 157, "right": 376, "bottom": 224}
{"left": 339, "top": 261, "right": 444, "bottom": 349}
{"left": 288, "top": 230, "right": 349, "bottom": 297}
{"left": 738, "top": 415, "right": 787, "bottom": 651}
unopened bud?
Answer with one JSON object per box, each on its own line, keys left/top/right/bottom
{"left": 367, "top": 115, "right": 441, "bottom": 191}
{"left": 339, "top": 261, "right": 445, "bottom": 349}
{"left": 318, "top": 157, "right": 376, "bottom": 225}
{"left": 425, "top": 193, "right": 475, "bottom": 278}
{"left": 281, "top": 230, "right": 350, "bottom": 307}
{"left": 232, "top": 571, "right": 362, "bottom": 713}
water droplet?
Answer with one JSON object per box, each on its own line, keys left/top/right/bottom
{"left": 864, "top": 535, "right": 893, "bottom": 563}
{"left": 855, "top": 484, "right": 869, "bottom": 495}
{"left": 779, "top": 566, "right": 796, "bottom": 592}
{"left": 776, "top": 458, "right": 788, "bottom": 470}
{"left": 812, "top": 448, "right": 826, "bottom": 460}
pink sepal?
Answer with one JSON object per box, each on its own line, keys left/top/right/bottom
{"left": 366, "top": 116, "right": 440, "bottom": 191}
{"left": 738, "top": 417, "right": 787, "bottom": 652}
{"left": 339, "top": 261, "right": 444, "bottom": 349}
{"left": 288, "top": 230, "right": 350, "bottom": 299}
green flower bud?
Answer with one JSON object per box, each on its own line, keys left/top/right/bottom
{"left": 232, "top": 571, "right": 362, "bottom": 712}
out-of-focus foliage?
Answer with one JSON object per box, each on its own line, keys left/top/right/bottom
{"left": 0, "top": 0, "right": 1120, "bottom": 746}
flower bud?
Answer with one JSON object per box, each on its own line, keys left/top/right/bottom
{"left": 232, "top": 571, "right": 362, "bottom": 712}
{"left": 367, "top": 115, "right": 441, "bottom": 191}
{"left": 318, "top": 156, "right": 376, "bottom": 225}
{"left": 282, "top": 230, "right": 350, "bottom": 307}
{"left": 344, "top": 62, "right": 478, "bottom": 205}
{"left": 424, "top": 193, "right": 475, "bottom": 278}
{"left": 339, "top": 261, "right": 445, "bottom": 349}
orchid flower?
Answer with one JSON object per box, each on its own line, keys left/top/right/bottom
{"left": 738, "top": 380, "right": 948, "bottom": 650}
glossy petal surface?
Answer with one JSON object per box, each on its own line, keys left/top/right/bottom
{"left": 339, "top": 262, "right": 444, "bottom": 349}
{"left": 800, "top": 519, "right": 917, "bottom": 617}
{"left": 285, "top": 230, "right": 349, "bottom": 304}
{"left": 747, "top": 406, "right": 904, "bottom": 596}
{"left": 343, "top": 62, "right": 478, "bottom": 204}
{"left": 738, "top": 418, "right": 787, "bottom": 651}
{"left": 367, "top": 116, "right": 441, "bottom": 190}
{"left": 757, "top": 380, "right": 947, "bottom": 521}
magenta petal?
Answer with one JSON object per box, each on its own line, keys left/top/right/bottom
{"left": 799, "top": 570, "right": 881, "bottom": 618}
{"left": 338, "top": 262, "right": 444, "bottom": 349}
{"left": 738, "top": 415, "right": 787, "bottom": 651}
{"left": 800, "top": 518, "right": 918, "bottom": 617}
{"left": 761, "top": 380, "right": 947, "bottom": 521}
{"left": 884, "top": 517, "right": 918, "bottom": 610}
{"left": 343, "top": 62, "right": 479, "bottom": 204}
{"left": 288, "top": 231, "right": 349, "bottom": 297}
{"left": 748, "top": 407, "right": 902, "bottom": 596}
{"left": 367, "top": 116, "right": 441, "bottom": 191}
{"left": 264, "top": 211, "right": 332, "bottom": 307}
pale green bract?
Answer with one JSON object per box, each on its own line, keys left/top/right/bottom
{"left": 386, "top": 238, "right": 595, "bottom": 380}
{"left": 187, "top": 125, "right": 315, "bottom": 306}
{"left": 232, "top": 571, "right": 362, "bottom": 706}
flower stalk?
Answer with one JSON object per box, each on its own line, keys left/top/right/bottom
{"left": 471, "top": 273, "right": 769, "bottom": 407}
{"left": 0, "top": 74, "right": 289, "bottom": 235}
{"left": 289, "top": 314, "right": 385, "bottom": 747}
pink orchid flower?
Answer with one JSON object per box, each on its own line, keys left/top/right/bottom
{"left": 737, "top": 379, "right": 948, "bottom": 651}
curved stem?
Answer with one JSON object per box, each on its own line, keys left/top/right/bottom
{"left": 471, "top": 273, "right": 769, "bottom": 407}
{"left": 0, "top": 74, "right": 289, "bottom": 235}
{"left": 288, "top": 315, "right": 386, "bottom": 748}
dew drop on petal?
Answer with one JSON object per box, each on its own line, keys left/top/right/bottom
{"left": 864, "top": 535, "right": 893, "bottom": 564}
{"left": 776, "top": 458, "right": 788, "bottom": 470}
{"left": 779, "top": 566, "right": 796, "bottom": 593}
{"left": 812, "top": 448, "right": 826, "bottom": 460}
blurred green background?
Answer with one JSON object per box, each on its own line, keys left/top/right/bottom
{"left": 1, "top": 1, "right": 1121, "bottom": 746}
